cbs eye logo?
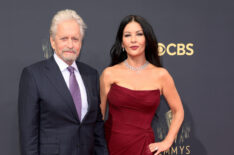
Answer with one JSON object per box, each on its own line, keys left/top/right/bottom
{"left": 158, "top": 43, "right": 194, "bottom": 56}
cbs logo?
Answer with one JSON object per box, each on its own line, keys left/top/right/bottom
{"left": 158, "top": 43, "right": 194, "bottom": 56}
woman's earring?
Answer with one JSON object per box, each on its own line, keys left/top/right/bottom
{"left": 122, "top": 47, "right": 125, "bottom": 52}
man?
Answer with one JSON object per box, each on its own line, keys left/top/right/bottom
{"left": 18, "top": 9, "right": 107, "bottom": 155}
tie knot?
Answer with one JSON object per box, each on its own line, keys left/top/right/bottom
{"left": 67, "top": 66, "right": 75, "bottom": 73}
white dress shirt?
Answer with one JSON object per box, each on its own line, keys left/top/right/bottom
{"left": 54, "top": 54, "right": 88, "bottom": 121}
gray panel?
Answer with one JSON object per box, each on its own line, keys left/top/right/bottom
{"left": 0, "top": 0, "right": 233, "bottom": 154}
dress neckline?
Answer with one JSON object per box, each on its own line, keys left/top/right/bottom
{"left": 112, "top": 83, "right": 160, "bottom": 93}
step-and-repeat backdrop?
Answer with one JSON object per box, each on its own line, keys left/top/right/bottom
{"left": 0, "top": 0, "right": 233, "bottom": 154}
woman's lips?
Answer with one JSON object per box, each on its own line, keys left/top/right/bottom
{"left": 130, "top": 46, "right": 139, "bottom": 50}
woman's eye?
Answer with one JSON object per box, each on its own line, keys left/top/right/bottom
{"left": 124, "top": 34, "right": 131, "bottom": 37}
{"left": 137, "top": 33, "right": 144, "bottom": 36}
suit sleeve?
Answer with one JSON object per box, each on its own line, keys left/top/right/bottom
{"left": 18, "top": 67, "right": 40, "bottom": 155}
{"left": 94, "top": 70, "right": 108, "bottom": 155}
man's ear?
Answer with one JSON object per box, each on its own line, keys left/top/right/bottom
{"left": 50, "top": 36, "right": 55, "bottom": 50}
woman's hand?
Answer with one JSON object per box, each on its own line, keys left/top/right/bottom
{"left": 149, "top": 140, "right": 172, "bottom": 155}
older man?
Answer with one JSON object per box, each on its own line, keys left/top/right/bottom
{"left": 18, "top": 9, "right": 107, "bottom": 155}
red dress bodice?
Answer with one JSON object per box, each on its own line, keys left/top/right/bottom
{"left": 105, "top": 83, "right": 160, "bottom": 155}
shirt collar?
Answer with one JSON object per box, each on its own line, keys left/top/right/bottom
{"left": 53, "top": 53, "right": 78, "bottom": 72}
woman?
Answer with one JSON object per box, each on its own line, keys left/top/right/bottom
{"left": 100, "top": 15, "right": 184, "bottom": 155}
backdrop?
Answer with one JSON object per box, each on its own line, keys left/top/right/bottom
{"left": 1, "top": 0, "right": 233, "bottom": 154}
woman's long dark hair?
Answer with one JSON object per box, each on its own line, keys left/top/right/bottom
{"left": 110, "top": 15, "right": 162, "bottom": 67}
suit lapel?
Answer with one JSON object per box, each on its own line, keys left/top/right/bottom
{"left": 44, "top": 57, "right": 80, "bottom": 122}
{"left": 76, "top": 62, "right": 92, "bottom": 119}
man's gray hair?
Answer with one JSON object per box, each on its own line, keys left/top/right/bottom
{"left": 50, "top": 9, "right": 87, "bottom": 39}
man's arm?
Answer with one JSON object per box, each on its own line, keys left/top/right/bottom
{"left": 94, "top": 70, "right": 108, "bottom": 155}
{"left": 18, "top": 67, "right": 40, "bottom": 155}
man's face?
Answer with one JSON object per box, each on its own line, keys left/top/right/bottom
{"left": 50, "top": 20, "right": 82, "bottom": 65}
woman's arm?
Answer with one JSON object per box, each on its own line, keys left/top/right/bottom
{"left": 100, "top": 67, "right": 112, "bottom": 120}
{"left": 149, "top": 68, "right": 184, "bottom": 155}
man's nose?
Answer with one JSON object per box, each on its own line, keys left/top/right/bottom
{"left": 67, "top": 39, "right": 73, "bottom": 48}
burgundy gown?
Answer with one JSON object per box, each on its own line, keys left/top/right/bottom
{"left": 105, "top": 83, "right": 160, "bottom": 155}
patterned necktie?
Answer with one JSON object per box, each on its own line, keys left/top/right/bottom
{"left": 67, "top": 66, "right": 82, "bottom": 120}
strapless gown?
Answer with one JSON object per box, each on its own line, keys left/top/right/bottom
{"left": 105, "top": 83, "right": 160, "bottom": 155}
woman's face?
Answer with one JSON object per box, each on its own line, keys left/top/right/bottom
{"left": 122, "top": 21, "right": 146, "bottom": 57}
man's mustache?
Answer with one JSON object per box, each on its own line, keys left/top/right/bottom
{"left": 62, "top": 48, "right": 77, "bottom": 54}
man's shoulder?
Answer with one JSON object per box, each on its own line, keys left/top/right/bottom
{"left": 76, "top": 61, "right": 98, "bottom": 74}
{"left": 19, "top": 58, "right": 53, "bottom": 82}
{"left": 23, "top": 58, "right": 52, "bottom": 72}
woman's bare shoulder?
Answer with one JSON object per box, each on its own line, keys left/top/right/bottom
{"left": 155, "top": 67, "right": 174, "bottom": 84}
{"left": 101, "top": 64, "right": 122, "bottom": 83}
{"left": 149, "top": 65, "right": 169, "bottom": 77}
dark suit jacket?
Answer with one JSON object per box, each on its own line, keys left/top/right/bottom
{"left": 18, "top": 57, "right": 107, "bottom": 155}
